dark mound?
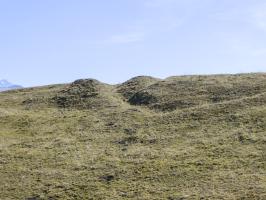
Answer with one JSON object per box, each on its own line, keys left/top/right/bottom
{"left": 117, "top": 76, "right": 160, "bottom": 99}
{"left": 53, "top": 79, "right": 114, "bottom": 109}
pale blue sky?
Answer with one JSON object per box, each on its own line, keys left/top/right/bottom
{"left": 1, "top": 0, "right": 266, "bottom": 87}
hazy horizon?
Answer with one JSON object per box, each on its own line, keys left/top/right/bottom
{"left": 2, "top": 71, "right": 266, "bottom": 88}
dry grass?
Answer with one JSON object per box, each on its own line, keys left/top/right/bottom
{"left": 0, "top": 73, "right": 265, "bottom": 199}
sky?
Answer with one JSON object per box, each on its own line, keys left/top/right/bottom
{"left": 0, "top": 0, "right": 266, "bottom": 87}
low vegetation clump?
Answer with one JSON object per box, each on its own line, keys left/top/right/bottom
{"left": 0, "top": 73, "right": 265, "bottom": 199}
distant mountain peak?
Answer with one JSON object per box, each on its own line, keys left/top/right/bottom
{"left": 0, "top": 79, "right": 12, "bottom": 87}
{"left": 0, "top": 79, "right": 22, "bottom": 91}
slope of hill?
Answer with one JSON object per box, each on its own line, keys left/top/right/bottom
{"left": 0, "top": 73, "right": 265, "bottom": 200}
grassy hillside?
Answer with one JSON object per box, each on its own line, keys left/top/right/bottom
{"left": 0, "top": 73, "right": 265, "bottom": 200}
